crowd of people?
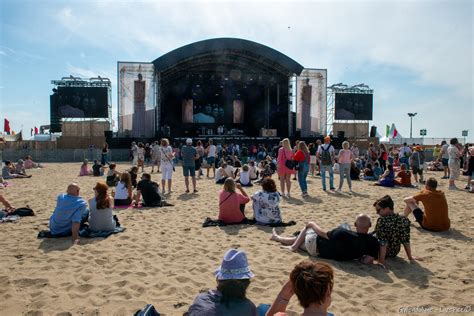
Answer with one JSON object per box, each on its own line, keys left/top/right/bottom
{"left": 1, "top": 135, "right": 472, "bottom": 315}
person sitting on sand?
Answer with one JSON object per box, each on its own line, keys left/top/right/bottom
{"left": 362, "top": 163, "right": 375, "bottom": 180}
{"left": 215, "top": 162, "right": 234, "bottom": 184}
{"left": 218, "top": 178, "right": 250, "bottom": 224}
{"left": 350, "top": 160, "right": 361, "bottom": 181}
{"left": 23, "top": 156, "right": 42, "bottom": 169}
{"left": 49, "top": 183, "right": 89, "bottom": 244}
{"left": 134, "top": 173, "right": 171, "bottom": 207}
{"left": 265, "top": 261, "right": 335, "bottom": 316}
{"left": 79, "top": 159, "right": 92, "bottom": 176}
{"left": 236, "top": 164, "right": 253, "bottom": 187}
{"left": 248, "top": 161, "right": 258, "bottom": 180}
{"left": 2, "top": 161, "right": 31, "bottom": 179}
{"left": 106, "top": 163, "right": 120, "bottom": 187}
{"left": 271, "top": 214, "right": 379, "bottom": 263}
{"left": 15, "top": 159, "right": 28, "bottom": 176}
{"left": 114, "top": 173, "right": 134, "bottom": 206}
{"left": 403, "top": 177, "right": 450, "bottom": 232}
{"left": 92, "top": 160, "right": 104, "bottom": 177}
{"left": 373, "top": 195, "right": 421, "bottom": 268}
{"left": 252, "top": 178, "right": 282, "bottom": 225}
{"left": 394, "top": 163, "right": 412, "bottom": 187}
{"left": 373, "top": 161, "right": 383, "bottom": 180}
{"left": 187, "top": 248, "right": 256, "bottom": 316}
{"left": 88, "top": 182, "right": 119, "bottom": 232}
{"left": 374, "top": 164, "right": 395, "bottom": 187}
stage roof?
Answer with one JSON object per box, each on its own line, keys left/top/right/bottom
{"left": 152, "top": 38, "right": 304, "bottom": 82}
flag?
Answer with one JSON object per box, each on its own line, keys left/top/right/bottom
{"left": 386, "top": 125, "right": 390, "bottom": 138}
{"left": 390, "top": 123, "right": 399, "bottom": 138}
{"left": 31, "top": 128, "right": 34, "bottom": 136}
{"left": 34, "top": 126, "right": 39, "bottom": 134}
{"left": 4, "top": 118, "right": 10, "bottom": 134}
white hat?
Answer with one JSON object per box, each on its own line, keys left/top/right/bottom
{"left": 186, "top": 138, "right": 192, "bottom": 144}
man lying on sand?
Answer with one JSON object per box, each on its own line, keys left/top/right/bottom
{"left": 271, "top": 214, "right": 379, "bottom": 264}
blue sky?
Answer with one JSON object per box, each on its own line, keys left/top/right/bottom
{"left": 0, "top": 0, "right": 472, "bottom": 141}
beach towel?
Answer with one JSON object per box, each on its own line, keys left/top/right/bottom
{"left": 0, "top": 215, "right": 20, "bottom": 223}
{"left": 134, "top": 304, "right": 161, "bottom": 316}
{"left": 37, "top": 227, "right": 126, "bottom": 239}
{"left": 202, "top": 217, "right": 296, "bottom": 228}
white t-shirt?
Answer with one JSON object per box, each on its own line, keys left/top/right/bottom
{"left": 114, "top": 181, "right": 129, "bottom": 200}
{"left": 249, "top": 166, "right": 258, "bottom": 179}
{"left": 441, "top": 144, "right": 449, "bottom": 159}
{"left": 399, "top": 146, "right": 412, "bottom": 157}
{"left": 137, "top": 147, "right": 145, "bottom": 160}
{"left": 207, "top": 145, "right": 217, "bottom": 158}
{"left": 161, "top": 146, "right": 173, "bottom": 166}
{"left": 152, "top": 144, "right": 161, "bottom": 159}
{"left": 239, "top": 171, "right": 250, "bottom": 185}
{"left": 316, "top": 143, "right": 335, "bottom": 155}
{"left": 447, "top": 145, "right": 459, "bottom": 160}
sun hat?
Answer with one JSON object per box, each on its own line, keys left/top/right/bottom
{"left": 186, "top": 138, "right": 193, "bottom": 145}
{"left": 215, "top": 249, "right": 254, "bottom": 280}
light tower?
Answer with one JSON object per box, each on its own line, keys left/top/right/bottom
{"left": 408, "top": 112, "right": 417, "bottom": 139}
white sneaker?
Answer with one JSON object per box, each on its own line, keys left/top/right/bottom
{"left": 336, "top": 189, "right": 342, "bottom": 193}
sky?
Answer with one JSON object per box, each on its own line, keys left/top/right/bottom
{"left": 0, "top": 0, "right": 473, "bottom": 141}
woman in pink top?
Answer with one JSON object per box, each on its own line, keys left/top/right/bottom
{"left": 337, "top": 141, "right": 354, "bottom": 193}
{"left": 277, "top": 138, "right": 295, "bottom": 198}
{"left": 218, "top": 178, "right": 250, "bottom": 224}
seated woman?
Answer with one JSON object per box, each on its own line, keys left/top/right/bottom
{"left": 218, "top": 178, "right": 250, "bottom": 224}
{"left": 362, "top": 163, "right": 375, "bottom": 180}
{"left": 375, "top": 164, "right": 395, "bottom": 187}
{"left": 187, "top": 248, "right": 256, "bottom": 316}
{"left": 114, "top": 172, "right": 134, "bottom": 206}
{"left": 350, "top": 161, "right": 361, "bottom": 181}
{"left": 129, "top": 166, "right": 139, "bottom": 188}
{"left": 2, "top": 161, "right": 31, "bottom": 179}
{"left": 24, "top": 155, "right": 42, "bottom": 169}
{"left": 248, "top": 160, "right": 258, "bottom": 180}
{"left": 236, "top": 164, "right": 253, "bottom": 187}
{"left": 79, "top": 159, "right": 92, "bottom": 176}
{"left": 106, "top": 163, "right": 120, "bottom": 187}
{"left": 15, "top": 159, "right": 27, "bottom": 176}
{"left": 88, "top": 182, "right": 118, "bottom": 232}
{"left": 252, "top": 178, "right": 282, "bottom": 225}
{"left": 373, "top": 161, "right": 383, "bottom": 180}
{"left": 394, "top": 163, "right": 412, "bottom": 187}
{"left": 265, "top": 261, "right": 335, "bottom": 316}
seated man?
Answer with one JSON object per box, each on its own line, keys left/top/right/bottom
{"left": 215, "top": 162, "right": 234, "bottom": 184}
{"left": 403, "top": 177, "right": 450, "bottom": 232}
{"left": 271, "top": 214, "right": 379, "bottom": 263}
{"left": 49, "top": 183, "right": 88, "bottom": 244}
{"left": 92, "top": 160, "right": 104, "bottom": 177}
{"left": 373, "top": 195, "right": 421, "bottom": 267}
{"left": 394, "top": 163, "right": 412, "bottom": 187}
{"left": 135, "top": 173, "right": 166, "bottom": 207}
{"left": 2, "top": 161, "right": 31, "bottom": 179}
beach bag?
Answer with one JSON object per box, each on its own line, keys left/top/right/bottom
{"left": 11, "top": 207, "right": 35, "bottom": 217}
{"left": 321, "top": 145, "right": 333, "bottom": 165}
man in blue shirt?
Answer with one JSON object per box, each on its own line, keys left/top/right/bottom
{"left": 181, "top": 138, "right": 198, "bottom": 193}
{"left": 49, "top": 183, "right": 88, "bottom": 244}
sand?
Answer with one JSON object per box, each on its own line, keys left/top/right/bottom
{"left": 0, "top": 163, "right": 472, "bottom": 315}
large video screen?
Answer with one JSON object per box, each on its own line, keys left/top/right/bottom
{"left": 52, "top": 87, "right": 108, "bottom": 118}
{"left": 335, "top": 93, "right": 373, "bottom": 120}
{"left": 182, "top": 99, "right": 244, "bottom": 124}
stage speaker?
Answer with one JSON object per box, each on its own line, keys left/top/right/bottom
{"left": 337, "top": 131, "right": 345, "bottom": 138}
{"left": 370, "top": 126, "right": 377, "bottom": 137}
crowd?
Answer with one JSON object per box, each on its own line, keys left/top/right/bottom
{"left": 1, "top": 135, "right": 472, "bottom": 315}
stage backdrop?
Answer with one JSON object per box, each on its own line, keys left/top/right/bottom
{"left": 117, "top": 62, "right": 156, "bottom": 137}
{"left": 295, "top": 69, "right": 327, "bottom": 137}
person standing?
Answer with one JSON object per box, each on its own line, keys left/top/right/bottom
{"left": 309, "top": 143, "right": 317, "bottom": 176}
{"left": 136, "top": 143, "right": 145, "bottom": 172}
{"left": 337, "top": 141, "right": 354, "bottom": 193}
{"left": 131, "top": 142, "right": 138, "bottom": 166}
{"left": 294, "top": 141, "right": 310, "bottom": 196}
{"left": 367, "top": 143, "right": 379, "bottom": 167}
{"left": 410, "top": 146, "right": 425, "bottom": 184}
{"left": 160, "top": 138, "right": 175, "bottom": 194}
{"left": 399, "top": 142, "right": 412, "bottom": 171}
{"left": 181, "top": 138, "right": 198, "bottom": 193}
{"left": 316, "top": 136, "right": 335, "bottom": 191}
{"left": 378, "top": 144, "right": 388, "bottom": 171}
{"left": 277, "top": 138, "right": 295, "bottom": 198}
{"left": 101, "top": 142, "right": 109, "bottom": 165}
{"left": 206, "top": 139, "right": 217, "bottom": 178}
{"left": 440, "top": 140, "right": 450, "bottom": 179}
{"left": 447, "top": 138, "right": 462, "bottom": 190}
{"left": 151, "top": 140, "right": 161, "bottom": 173}
{"left": 195, "top": 140, "right": 205, "bottom": 179}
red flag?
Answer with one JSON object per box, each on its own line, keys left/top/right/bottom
{"left": 393, "top": 127, "right": 398, "bottom": 137}
{"left": 4, "top": 118, "right": 10, "bottom": 134}
{"left": 34, "top": 126, "right": 39, "bottom": 134}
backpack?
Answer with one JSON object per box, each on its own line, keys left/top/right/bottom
{"left": 320, "top": 145, "right": 333, "bottom": 165}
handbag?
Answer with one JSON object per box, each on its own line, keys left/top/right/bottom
{"left": 283, "top": 149, "right": 296, "bottom": 170}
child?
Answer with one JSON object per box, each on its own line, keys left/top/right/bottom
{"left": 106, "top": 164, "right": 121, "bottom": 187}
{"left": 237, "top": 164, "right": 253, "bottom": 187}
{"left": 394, "top": 163, "right": 412, "bottom": 187}
{"left": 373, "top": 161, "right": 383, "bottom": 180}
{"left": 79, "top": 159, "right": 92, "bottom": 176}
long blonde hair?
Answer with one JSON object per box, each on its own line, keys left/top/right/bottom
{"left": 282, "top": 138, "right": 292, "bottom": 151}
{"left": 298, "top": 141, "right": 309, "bottom": 153}
{"left": 223, "top": 178, "right": 236, "bottom": 193}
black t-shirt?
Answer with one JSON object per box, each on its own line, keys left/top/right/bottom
{"left": 137, "top": 180, "right": 162, "bottom": 206}
{"left": 129, "top": 171, "right": 137, "bottom": 188}
{"left": 92, "top": 164, "right": 102, "bottom": 176}
{"left": 316, "top": 228, "right": 379, "bottom": 261}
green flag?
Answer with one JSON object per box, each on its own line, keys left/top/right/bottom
{"left": 386, "top": 125, "right": 390, "bottom": 137}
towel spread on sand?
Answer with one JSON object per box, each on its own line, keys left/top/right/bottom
{"left": 37, "top": 226, "right": 126, "bottom": 238}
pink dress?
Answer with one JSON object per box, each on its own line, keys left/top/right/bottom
{"left": 277, "top": 147, "right": 296, "bottom": 176}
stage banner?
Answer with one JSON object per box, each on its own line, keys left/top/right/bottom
{"left": 295, "top": 69, "right": 327, "bottom": 137}
{"left": 117, "top": 62, "right": 156, "bottom": 137}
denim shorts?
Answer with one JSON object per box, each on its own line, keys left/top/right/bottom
{"left": 442, "top": 158, "right": 449, "bottom": 167}
{"left": 182, "top": 165, "right": 196, "bottom": 177}
{"left": 207, "top": 157, "right": 215, "bottom": 165}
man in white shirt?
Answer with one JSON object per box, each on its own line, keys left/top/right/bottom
{"left": 440, "top": 140, "right": 450, "bottom": 179}
{"left": 206, "top": 139, "right": 217, "bottom": 178}
{"left": 215, "top": 162, "right": 234, "bottom": 184}
{"left": 151, "top": 141, "right": 161, "bottom": 173}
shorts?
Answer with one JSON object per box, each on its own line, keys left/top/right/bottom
{"left": 183, "top": 165, "right": 196, "bottom": 177}
{"left": 303, "top": 229, "right": 318, "bottom": 256}
{"left": 310, "top": 156, "right": 317, "bottom": 164}
{"left": 412, "top": 166, "right": 423, "bottom": 175}
{"left": 161, "top": 165, "right": 174, "bottom": 180}
{"left": 442, "top": 158, "right": 449, "bottom": 167}
{"left": 207, "top": 157, "right": 215, "bottom": 165}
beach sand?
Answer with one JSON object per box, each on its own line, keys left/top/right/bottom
{"left": 0, "top": 163, "right": 472, "bottom": 315}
